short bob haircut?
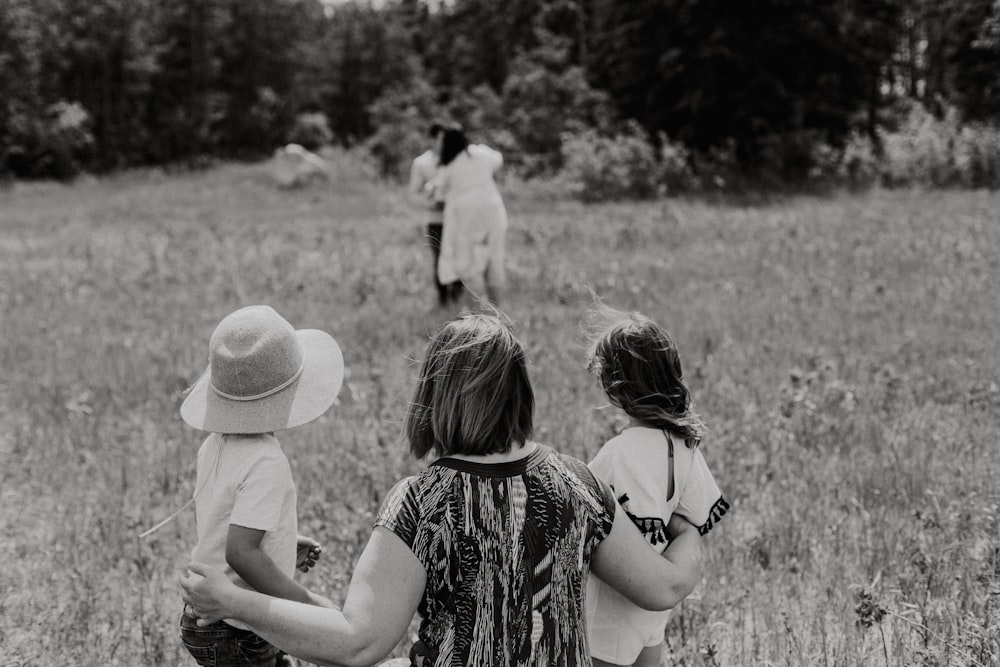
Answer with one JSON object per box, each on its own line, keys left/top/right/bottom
{"left": 586, "top": 305, "right": 705, "bottom": 444}
{"left": 406, "top": 312, "right": 534, "bottom": 458}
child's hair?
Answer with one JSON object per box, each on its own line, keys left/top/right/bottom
{"left": 586, "top": 304, "right": 705, "bottom": 444}
{"left": 406, "top": 312, "right": 534, "bottom": 458}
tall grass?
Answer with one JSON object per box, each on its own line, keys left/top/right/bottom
{"left": 1, "top": 162, "right": 998, "bottom": 665}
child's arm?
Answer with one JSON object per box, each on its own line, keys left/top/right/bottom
{"left": 591, "top": 503, "right": 702, "bottom": 611}
{"left": 226, "top": 525, "right": 315, "bottom": 605}
{"left": 665, "top": 514, "right": 699, "bottom": 540}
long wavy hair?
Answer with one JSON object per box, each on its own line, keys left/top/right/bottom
{"left": 438, "top": 126, "right": 469, "bottom": 166}
{"left": 586, "top": 305, "right": 705, "bottom": 445}
{"left": 406, "top": 312, "right": 534, "bottom": 458}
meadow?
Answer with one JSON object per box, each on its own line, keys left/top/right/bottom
{"left": 1, "top": 157, "right": 998, "bottom": 666}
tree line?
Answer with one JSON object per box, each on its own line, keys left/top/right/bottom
{"left": 2, "top": 0, "right": 999, "bottom": 183}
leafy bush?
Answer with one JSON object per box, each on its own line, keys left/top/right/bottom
{"left": 806, "top": 104, "right": 1000, "bottom": 189}
{"left": 880, "top": 103, "right": 1000, "bottom": 187}
{"left": 501, "top": 37, "right": 614, "bottom": 176}
{"left": 287, "top": 112, "right": 334, "bottom": 151}
{"left": 657, "top": 133, "right": 695, "bottom": 192}
{"left": 809, "top": 133, "right": 880, "bottom": 188}
{"left": 365, "top": 80, "right": 443, "bottom": 180}
{"left": 560, "top": 122, "right": 663, "bottom": 202}
{"left": 3, "top": 100, "right": 94, "bottom": 180}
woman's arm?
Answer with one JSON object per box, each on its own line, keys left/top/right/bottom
{"left": 182, "top": 527, "right": 426, "bottom": 667}
{"left": 226, "top": 525, "right": 313, "bottom": 604}
{"left": 590, "top": 503, "right": 702, "bottom": 611}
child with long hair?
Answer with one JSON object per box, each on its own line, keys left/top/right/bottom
{"left": 584, "top": 305, "right": 729, "bottom": 667}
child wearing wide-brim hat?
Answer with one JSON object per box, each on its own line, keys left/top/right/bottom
{"left": 177, "top": 305, "right": 343, "bottom": 667}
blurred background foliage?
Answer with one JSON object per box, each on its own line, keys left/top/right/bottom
{"left": 2, "top": 0, "right": 1000, "bottom": 192}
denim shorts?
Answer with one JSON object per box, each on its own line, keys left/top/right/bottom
{"left": 179, "top": 606, "right": 284, "bottom": 667}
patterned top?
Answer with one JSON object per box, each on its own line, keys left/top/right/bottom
{"left": 375, "top": 444, "right": 617, "bottom": 667}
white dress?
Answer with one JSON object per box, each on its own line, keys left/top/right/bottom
{"left": 435, "top": 144, "right": 508, "bottom": 288}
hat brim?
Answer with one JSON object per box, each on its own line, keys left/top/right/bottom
{"left": 180, "top": 329, "right": 344, "bottom": 434}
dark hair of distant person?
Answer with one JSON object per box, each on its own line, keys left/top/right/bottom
{"left": 438, "top": 126, "right": 469, "bottom": 166}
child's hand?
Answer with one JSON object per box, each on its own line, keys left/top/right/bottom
{"left": 296, "top": 535, "right": 322, "bottom": 572}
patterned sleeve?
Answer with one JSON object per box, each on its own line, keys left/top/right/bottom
{"left": 559, "top": 454, "right": 616, "bottom": 542}
{"left": 374, "top": 476, "right": 420, "bottom": 547}
{"left": 675, "top": 447, "right": 729, "bottom": 536}
{"left": 591, "top": 471, "right": 617, "bottom": 541}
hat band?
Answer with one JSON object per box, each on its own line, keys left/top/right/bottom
{"left": 210, "top": 362, "right": 305, "bottom": 402}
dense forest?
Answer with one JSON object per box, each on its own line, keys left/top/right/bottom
{"left": 2, "top": 0, "right": 1000, "bottom": 189}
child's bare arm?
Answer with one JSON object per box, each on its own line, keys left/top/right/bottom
{"left": 226, "top": 525, "right": 314, "bottom": 605}
{"left": 665, "top": 514, "right": 699, "bottom": 540}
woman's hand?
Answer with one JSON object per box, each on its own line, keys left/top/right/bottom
{"left": 180, "top": 562, "right": 239, "bottom": 626}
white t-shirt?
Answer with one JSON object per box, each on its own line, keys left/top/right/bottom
{"left": 409, "top": 149, "right": 443, "bottom": 222}
{"left": 190, "top": 433, "right": 297, "bottom": 629}
{"left": 586, "top": 427, "right": 727, "bottom": 663}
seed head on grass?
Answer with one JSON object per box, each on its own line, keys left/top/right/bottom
{"left": 855, "top": 588, "right": 887, "bottom": 629}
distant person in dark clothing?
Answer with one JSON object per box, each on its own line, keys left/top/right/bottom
{"left": 408, "top": 121, "right": 460, "bottom": 307}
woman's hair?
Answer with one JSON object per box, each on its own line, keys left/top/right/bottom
{"left": 586, "top": 305, "right": 705, "bottom": 444}
{"left": 406, "top": 312, "right": 534, "bottom": 458}
{"left": 439, "top": 126, "right": 469, "bottom": 166}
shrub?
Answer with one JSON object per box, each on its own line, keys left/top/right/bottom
{"left": 879, "top": 102, "right": 1000, "bottom": 188}
{"left": 501, "top": 45, "right": 614, "bottom": 176}
{"left": 3, "top": 100, "right": 94, "bottom": 180}
{"left": 287, "top": 112, "right": 334, "bottom": 152}
{"left": 806, "top": 104, "right": 1000, "bottom": 189}
{"left": 365, "top": 80, "right": 442, "bottom": 180}
{"left": 560, "top": 122, "right": 662, "bottom": 202}
{"left": 880, "top": 103, "right": 958, "bottom": 186}
{"left": 809, "top": 132, "right": 880, "bottom": 188}
{"left": 840, "top": 133, "right": 881, "bottom": 187}
{"left": 657, "top": 133, "right": 695, "bottom": 193}
{"left": 954, "top": 122, "right": 1000, "bottom": 188}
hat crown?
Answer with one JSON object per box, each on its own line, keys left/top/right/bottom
{"left": 209, "top": 306, "right": 303, "bottom": 400}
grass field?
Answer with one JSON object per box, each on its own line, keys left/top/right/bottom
{"left": 1, "top": 158, "right": 998, "bottom": 666}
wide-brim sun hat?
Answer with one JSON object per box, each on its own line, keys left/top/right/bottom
{"left": 180, "top": 305, "right": 344, "bottom": 434}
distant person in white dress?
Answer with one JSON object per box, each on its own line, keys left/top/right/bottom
{"left": 408, "top": 121, "right": 461, "bottom": 307}
{"left": 434, "top": 126, "right": 508, "bottom": 305}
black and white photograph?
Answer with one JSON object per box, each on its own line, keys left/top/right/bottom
{"left": 1, "top": 0, "right": 999, "bottom": 665}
